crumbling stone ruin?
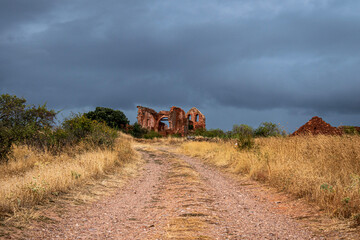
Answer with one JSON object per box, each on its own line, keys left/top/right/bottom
{"left": 137, "top": 106, "right": 206, "bottom": 136}
{"left": 291, "top": 116, "right": 343, "bottom": 136}
{"left": 186, "top": 107, "right": 206, "bottom": 132}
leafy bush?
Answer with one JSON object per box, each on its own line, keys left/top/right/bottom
{"left": 231, "top": 124, "right": 254, "bottom": 138}
{"left": 143, "top": 130, "right": 162, "bottom": 139}
{"left": 85, "top": 107, "right": 129, "bottom": 129}
{"left": 0, "top": 127, "right": 12, "bottom": 160}
{"left": 254, "top": 122, "right": 285, "bottom": 137}
{"left": 230, "top": 124, "right": 255, "bottom": 150}
{"left": 191, "top": 128, "right": 227, "bottom": 138}
{"left": 341, "top": 126, "right": 360, "bottom": 135}
{"left": 170, "top": 133, "right": 182, "bottom": 138}
{"left": 204, "top": 129, "right": 227, "bottom": 138}
{"left": 128, "top": 122, "right": 148, "bottom": 138}
{"left": 0, "top": 94, "right": 56, "bottom": 161}
{"left": 192, "top": 128, "right": 206, "bottom": 136}
{"left": 237, "top": 134, "right": 255, "bottom": 150}
{"left": 62, "top": 114, "right": 117, "bottom": 148}
{"left": 0, "top": 94, "right": 119, "bottom": 161}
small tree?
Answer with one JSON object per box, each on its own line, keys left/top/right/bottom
{"left": 231, "top": 124, "right": 254, "bottom": 138}
{"left": 0, "top": 94, "right": 56, "bottom": 161}
{"left": 128, "top": 122, "right": 148, "bottom": 138}
{"left": 62, "top": 113, "right": 117, "bottom": 148}
{"left": 254, "top": 122, "right": 284, "bottom": 137}
{"left": 85, "top": 107, "right": 129, "bottom": 129}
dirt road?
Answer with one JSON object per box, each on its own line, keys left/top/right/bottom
{"left": 15, "top": 143, "right": 359, "bottom": 239}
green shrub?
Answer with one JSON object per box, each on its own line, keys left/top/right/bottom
{"left": 230, "top": 124, "right": 254, "bottom": 138}
{"left": 237, "top": 134, "right": 255, "bottom": 150}
{"left": 192, "top": 128, "right": 206, "bottom": 136}
{"left": 0, "top": 126, "right": 12, "bottom": 160}
{"left": 143, "top": 130, "right": 162, "bottom": 139}
{"left": 191, "top": 128, "right": 226, "bottom": 138}
{"left": 62, "top": 114, "right": 96, "bottom": 142}
{"left": 62, "top": 114, "right": 117, "bottom": 148}
{"left": 254, "top": 122, "right": 286, "bottom": 137}
{"left": 341, "top": 126, "right": 360, "bottom": 135}
{"left": 204, "top": 129, "right": 227, "bottom": 138}
{"left": 86, "top": 121, "right": 118, "bottom": 147}
{"left": 128, "top": 122, "right": 148, "bottom": 138}
{"left": 85, "top": 107, "right": 129, "bottom": 130}
{"left": 171, "top": 133, "right": 182, "bottom": 138}
{"left": 0, "top": 94, "right": 56, "bottom": 161}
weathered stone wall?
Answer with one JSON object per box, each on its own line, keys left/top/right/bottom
{"left": 186, "top": 107, "right": 206, "bottom": 131}
{"left": 137, "top": 106, "right": 158, "bottom": 131}
{"left": 136, "top": 106, "right": 205, "bottom": 136}
{"left": 169, "top": 106, "right": 188, "bottom": 136}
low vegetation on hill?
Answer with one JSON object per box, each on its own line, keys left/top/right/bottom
{"left": 189, "top": 122, "right": 286, "bottom": 139}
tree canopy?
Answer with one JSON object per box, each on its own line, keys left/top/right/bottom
{"left": 84, "top": 107, "right": 129, "bottom": 129}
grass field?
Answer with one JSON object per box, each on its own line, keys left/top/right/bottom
{"left": 180, "top": 135, "right": 360, "bottom": 221}
{"left": 0, "top": 132, "right": 136, "bottom": 220}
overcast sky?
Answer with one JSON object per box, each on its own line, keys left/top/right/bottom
{"left": 1, "top": 0, "right": 360, "bottom": 132}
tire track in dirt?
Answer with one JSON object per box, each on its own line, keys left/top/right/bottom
{"left": 174, "top": 153, "right": 316, "bottom": 239}
{"left": 149, "top": 147, "right": 316, "bottom": 239}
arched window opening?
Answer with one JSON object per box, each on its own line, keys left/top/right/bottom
{"left": 195, "top": 114, "right": 199, "bottom": 122}
{"left": 188, "top": 115, "right": 192, "bottom": 120}
{"left": 158, "top": 117, "right": 169, "bottom": 131}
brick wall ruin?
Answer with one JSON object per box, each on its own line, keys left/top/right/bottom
{"left": 137, "top": 106, "right": 206, "bottom": 136}
{"left": 186, "top": 107, "right": 206, "bottom": 132}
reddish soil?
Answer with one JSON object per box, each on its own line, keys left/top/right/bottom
{"left": 291, "top": 116, "right": 343, "bottom": 136}
{"left": 3, "top": 143, "right": 360, "bottom": 239}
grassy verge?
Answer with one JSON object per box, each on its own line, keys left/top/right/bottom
{"left": 0, "top": 132, "right": 136, "bottom": 220}
{"left": 180, "top": 135, "right": 360, "bottom": 220}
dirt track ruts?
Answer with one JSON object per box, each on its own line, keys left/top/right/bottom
{"left": 15, "top": 143, "right": 359, "bottom": 239}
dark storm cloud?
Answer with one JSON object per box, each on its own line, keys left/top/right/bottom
{"left": 0, "top": 0, "right": 57, "bottom": 33}
{"left": 1, "top": 0, "right": 360, "bottom": 129}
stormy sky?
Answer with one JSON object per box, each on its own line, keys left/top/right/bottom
{"left": 1, "top": 0, "right": 360, "bottom": 132}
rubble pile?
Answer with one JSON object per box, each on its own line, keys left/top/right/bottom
{"left": 291, "top": 116, "right": 343, "bottom": 136}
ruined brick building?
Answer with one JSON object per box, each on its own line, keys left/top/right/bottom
{"left": 291, "top": 116, "right": 343, "bottom": 136}
{"left": 137, "top": 106, "right": 206, "bottom": 136}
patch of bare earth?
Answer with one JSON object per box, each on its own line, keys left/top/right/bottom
{"left": 4, "top": 143, "right": 360, "bottom": 239}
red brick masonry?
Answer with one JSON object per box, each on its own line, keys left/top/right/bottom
{"left": 137, "top": 106, "right": 206, "bottom": 136}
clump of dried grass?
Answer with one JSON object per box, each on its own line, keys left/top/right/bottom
{"left": 0, "top": 132, "right": 135, "bottom": 218}
{"left": 181, "top": 135, "right": 360, "bottom": 219}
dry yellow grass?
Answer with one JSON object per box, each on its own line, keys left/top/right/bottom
{"left": 0, "top": 132, "right": 136, "bottom": 218}
{"left": 180, "top": 135, "right": 360, "bottom": 219}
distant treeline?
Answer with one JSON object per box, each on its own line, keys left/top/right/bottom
{"left": 190, "top": 122, "right": 287, "bottom": 139}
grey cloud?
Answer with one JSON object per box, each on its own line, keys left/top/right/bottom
{"left": 1, "top": 0, "right": 360, "bottom": 130}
